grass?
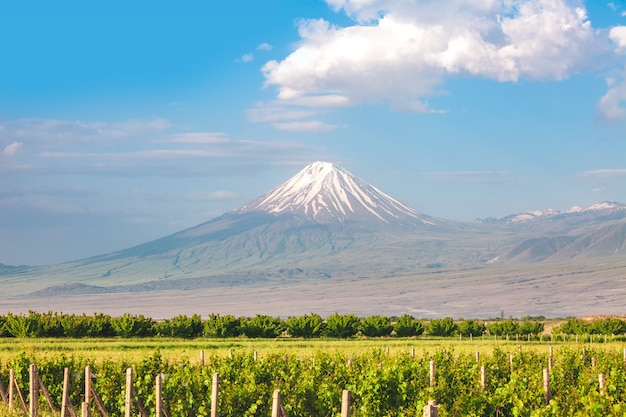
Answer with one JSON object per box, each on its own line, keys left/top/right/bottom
{"left": 0, "top": 335, "right": 624, "bottom": 364}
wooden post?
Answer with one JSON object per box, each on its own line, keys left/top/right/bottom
{"left": 156, "top": 374, "right": 163, "bottom": 417}
{"left": 528, "top": 334, "right": 531, "bottom": 342}
{"left": 475, "top": 351, "right": 480, "bottom": 364}
{"left": 543, "top": 368, "right": 550, "bottom": 405}
{"left": 254, "top": 351, "right": 258, "bottom": 362}
{"left": 582, "top": 348, "right": 587, "bottom": 364}
{"left": 411, "top": 348, "right": 415, "bottom": 358}
{"left": 459, "top": 334, "right": 462, "bottom": 342}
{"left": 211, "top": 372, "right": 219, "bottom": 417}
{"left": 429, "top": 360, "right": 435, "bottom": 388}
{"left": 341, "top": 389, "right": 351, "bottom": 417}
{"left": 592, "top": 357, "right": 596, "bottom": 368}
{"left": 271, "top": 390, "right": 281, "bottom": 417}
{"left": 200, "top": 350, "right": 205, "bottom": 367}
{"left": 599, "top": 373, "right": 606, "bottom": 396}
{"left": 509, "top": 354, "right": 514, "bottom": 373}
{"left": 125, "top": 368, "right": 132, "bottom": 417}
{"left": 385, "top": 346, "right": 390, "bottom": 355}
{"left": 9, "top": 369, "right": 14, "bottom": 410}
{"left": 480, "top": 365, "right": 486, "bottom": 391}
{"left": 30, "top": 364, "right": 38, "bottom": 417}
{"left": 82, "top": 403, "right": 89, "bottom": 417}
{"left": 470, "top": 334, "right": 473, "bottom": 341}
{"left": 83, "top": 366, "right": 92, "bottom": 417}
{"left": 423, "top": 399, "right": 438, "bottom": 417}
{"left": 61, "top": 368, "right": 70, "bottom": 417}
{"left": 548, "top": 346, "right": 553, "bottom": 370}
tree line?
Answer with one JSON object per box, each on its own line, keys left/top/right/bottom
{"left": 0, "top": 311, "right": 561, "bottom": 339}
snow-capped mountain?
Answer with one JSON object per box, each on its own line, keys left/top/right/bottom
{"left": 500, "top": 201, "right": 626, "bottom": 224}
{"left": 1, "top": 161, "right": 624, "bottom": 301}
{"left": 235, "top": 161, "right": 435, "bottom": 225}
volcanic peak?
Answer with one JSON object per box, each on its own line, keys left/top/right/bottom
{"left": 236, "top": 161, "right": 434, "bottom": 225}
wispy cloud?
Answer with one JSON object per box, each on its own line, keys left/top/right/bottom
{"left": 247, "top": 103, "right": 318, "bottom": 123}
{"left": 0, "top": 118, "right": 172, "bottom": 145}
{"left": 272, "top": 120, "right": 337, "bottom": 133}
{"left": 237, "top": 53, "right": 254, "bottom": 63}
{"left": 423, "top": 171, "right": 512, "bottom": 183}
{"left": 577, "top": 168, "right": 626, "bottom": 180}
{"left": 257, "top": 42, "right": 273, "bottom": 51}
{"left": 2, "top": 141, "right": 22, "bottom": 156}
{"left": 0, "top": 117, "right": 324, "bottom": 177}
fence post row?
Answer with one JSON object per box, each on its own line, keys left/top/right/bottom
{"left": 9, "top": 350, "right": 608, "bottom": 417}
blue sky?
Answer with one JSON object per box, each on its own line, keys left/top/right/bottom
{"left": 1, "top": 0, "right": 626, "bottom": 266}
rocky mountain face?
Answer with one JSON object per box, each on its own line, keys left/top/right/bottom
{"left": 1, "top": 161, "right": 625, "bottom": 298}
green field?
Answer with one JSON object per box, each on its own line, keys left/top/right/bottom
{"left": 1, "top": 337, "right": 625, "bottom": 416}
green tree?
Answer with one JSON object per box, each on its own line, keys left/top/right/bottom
{"left": 518, "top": 320, "right": 544, "bottom": 335}
{"left": 204, "top": 314, "right": 241, "bottom": 337}
{"left": 111, "top": 313, "right": 155, "bottom": 337}
{"left": 242, "top": 315, "right": 285, "bottom": 338}
{"left": 323, "top": 313, "right": 360, "bottom": 338}
{"left": 591, "top": 318, "right": 626, "bottom": 335}
{"left": 428, "top": 317, "right": 458, "bottom": 337}
{"left": 487, "top": 319, "right": 519, "bottom": 336}
{"left": 393, "top": 314, "right": 424, "bottom": 337}
{"left": 4, "top": 311, "right": 43, "bottom": 337}
{"left": 458, "top": 319, "right": 485, "bottom": 337}
{"left": 157, "top": 314, "right": 203, "bottom": 338}
{"left": 285, "top": 313, "right": 324, "bottom": 338}
{"left": 360, "top": 315, "right": 393, "bottom": 337}
{"left": 61, "top": 314, "right": 91, "bottom": 338}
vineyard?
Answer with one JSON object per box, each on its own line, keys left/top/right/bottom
{"left": 1, "top": 344, "right": 626, "bottom": 417}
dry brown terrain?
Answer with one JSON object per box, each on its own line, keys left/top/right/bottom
{"left": 2, "top": 258, "right": 624, "bottom": 319}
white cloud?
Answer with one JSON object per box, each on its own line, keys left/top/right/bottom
{"left": 238, "top": 53, "right": 254, "bottom": 63}
{"left": 424, "top": 170, "right": 512, "bottom": 183}
{"left": 257, "top": 42, "right": 273, "bottom": 51}
{"left": 169, "top": 132, "right": 230, "bottom": 144}
{"left": 577, "top": 168, "right": 626, "bottom": 181}
{"left": 2, "top": 141, "right": 22, "bottom": 156}
{"left": 0, "top": 118, "right": 172, "bottom": 144}
{"left": 247, "top": 103, "right": 319, "bottom": 123}
{"left": 272, "top": 120, "right": 337, "bottom": 132}
{"left": 184, "top": 190, "right": 239, "bottom": 201}
{"left": 609, "top": 26, "right": 626, "bottom": 53}
{"left": 598, "top": 66, "right": 626, "bottom": 122}
{"left": 262, "top": 0, "right": 607, "bottom": 113}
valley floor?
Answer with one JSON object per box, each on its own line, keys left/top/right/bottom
{"left": 1, "top": 258, "right": 625, "bottom": 319}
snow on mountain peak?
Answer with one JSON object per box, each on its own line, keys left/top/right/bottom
{"left": 503, "top": 201, "right": 625, "bottom": 224}
{"left": 236, "top": 161, "right": 434, "bottom": 225}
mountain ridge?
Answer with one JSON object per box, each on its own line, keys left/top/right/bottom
{"left": 0, "top": 161, "right": 624, "bottom": 304}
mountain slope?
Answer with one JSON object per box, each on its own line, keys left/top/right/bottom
{"left": 493, "top": 222, "right": 626, "bottom": 263}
